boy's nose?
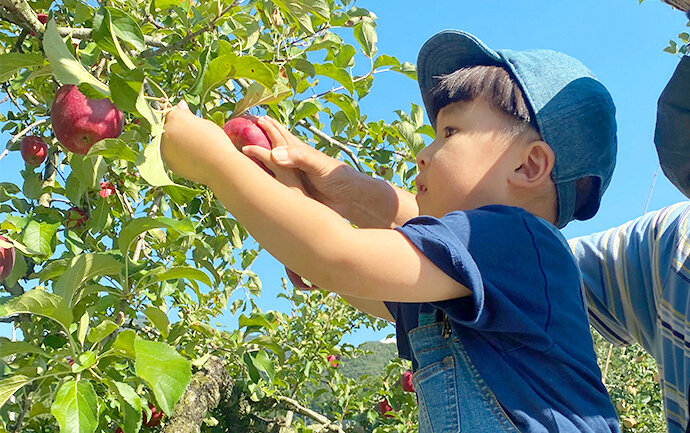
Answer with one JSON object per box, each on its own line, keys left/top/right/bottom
{"left": 416, "top": 146, "right": 431, "bottom": 168}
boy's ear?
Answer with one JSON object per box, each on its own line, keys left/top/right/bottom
{"left": 510, "top": 140, "right": 555, "bottom": 189}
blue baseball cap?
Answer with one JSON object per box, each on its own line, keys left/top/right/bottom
{"left": 417, "top": 30, "right": 617, "bottom": 228}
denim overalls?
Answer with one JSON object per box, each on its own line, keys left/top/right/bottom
{"left": 409, "top": 311, "right": 520, "bottom": 433}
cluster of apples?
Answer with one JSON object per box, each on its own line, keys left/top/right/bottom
{"left": 114, "top": 403, "right": 163, "bottom": 432}
{"left": 20, "top": 84, "right": 124, "bottom": 167}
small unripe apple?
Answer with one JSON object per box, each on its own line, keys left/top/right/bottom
{"left": 0, "top": 235, "right": 16, "bottom": 281}
{"left": 51, "top": 85, "right": 124, "bottom": 155}
{"left": 143, "top": 402, "right": 164, "bottom": 427}
{"left": 20, "top": 135, "right": 48, "bottom": 166}
{"left": 65, "top": 207, "right": 87, "bottom": 230}
{"left": 378, "top": 398, "right": 394, "bottom": 418}
{"left": 223, "top": 115, "right": 273, "bottom": 173}
{"left": 400, "top": 370, "right": 415, "bottom": 393}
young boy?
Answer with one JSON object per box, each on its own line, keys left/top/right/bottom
{"left": 161, "top": 30, "right": 621, "bottom": 433}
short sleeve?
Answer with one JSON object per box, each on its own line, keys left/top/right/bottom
{"left": 396, "top": 205, "right": 576, "bottom": 352}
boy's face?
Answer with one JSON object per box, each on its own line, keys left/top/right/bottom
{"left": 415, "top": 98, "right": 522, "bottom": 218}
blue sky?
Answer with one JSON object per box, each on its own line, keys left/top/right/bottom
{"left": 1, "top": 0, "right": 688, "bottom": 344}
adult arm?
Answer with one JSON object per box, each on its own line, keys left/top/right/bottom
{"left": 569, "top": 203, "right": 690, "bottom": 359}
{"left": 244, "top": 131, "right": 419, "bottom": 229}
{"left": 655, "top": 56, "right": 690, "bottom": 197}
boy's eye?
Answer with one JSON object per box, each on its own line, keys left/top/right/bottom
{"left": 444, "top": 127, "right": 457, "bottom": 138}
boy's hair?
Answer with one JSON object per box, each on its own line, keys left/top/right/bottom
{"left": 416, "top": 30, "right": 618, "bottom": 228}
{"left": 428, "top": 65, "right": 539, "bottom": 140}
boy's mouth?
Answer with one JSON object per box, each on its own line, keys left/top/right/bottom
{"left": 415, "top": 179, "right": 426, "bottom": 194}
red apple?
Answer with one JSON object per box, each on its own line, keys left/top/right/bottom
{"left": 114, "top": 428, "right": 123, "bottom": 433}
{"left": 284, "top": 266, "right": 319, "bottom": 290}
{"left": 20, "top": 135, "right": 48, "bottom": 166}
{"left": 222, "top": 115, "right": 273, "bottom": 173}
{"left": 36, "top": 13, "right": 48, "bottom": 24}
{"left": 326, "top": 354, "right": 339, "bottom": 367}
{"left": 401, "top": 371, "right": 415, "bottom": 393}
{"left": 143, "top": 402, "right": 164, "bottom": 427}
{"left": 378, "top": 398, "right": 394, "bottom": 418}
{"left": 99, "top": 182, "right": 116, "bottom": 198}
{"left": 0, "top": 235, "right": 15, "bottom": 281}
{"left": 51, "top": 85, "right": 124, "bottom": 155}
{"left": 65, "top": 207, "right": 87, "bottom": 230}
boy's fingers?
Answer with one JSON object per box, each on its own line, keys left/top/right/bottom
{"left": 256, "top": 116, "right": 286, "bottom": 148}
{"left": 242, "top": 145, "right": 274, "bottom": 167}
{"left": 270, "top": 144, "right": 339, "bottom": 178}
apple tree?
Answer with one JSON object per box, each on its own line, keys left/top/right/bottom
{"left": 0, "top": 1, "right": 423, "bottom": 432}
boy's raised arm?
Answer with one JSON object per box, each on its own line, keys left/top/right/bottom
{"left": 160, "top": 105, "right": 469, "bottom": 304}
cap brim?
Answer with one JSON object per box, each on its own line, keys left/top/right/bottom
{"left": 417, "top": 30, "right": 503, "bottom": 126}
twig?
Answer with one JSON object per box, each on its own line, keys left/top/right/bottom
{"left": 275, "top": 396, "right": 345, "bottom": 433}
{"left": 10, "top": 387, "right": 31, "bottom": 433}
{"left": 296, "top": 120, "right": 365, "bottom": 173}
{"left": 38, "top": 147, "right": 58, "bottom": 208}
{"left": 8, "top": 118, "right": 48, "bottom": 145}
{"left": 140, "top": 1, "right": 239, "bottom": 58}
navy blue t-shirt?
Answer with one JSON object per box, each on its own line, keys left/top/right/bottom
{"left": 385, "top": 205, "right": 620, "bottom": 433}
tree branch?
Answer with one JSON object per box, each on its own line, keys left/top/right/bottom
{"left": 296, "top": 120, "right": 365, "bottom": 173}
{"left": 162, "top": 356, "right": 232, "bottom": 433}
{"left": 274, "top": 396, "right": 346, "bottom": 433}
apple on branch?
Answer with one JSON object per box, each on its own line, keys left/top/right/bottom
{"left": 20, "top": 135, "right": 48, "bottom": 166}
{"left": 0, "top": 235, "right": 16, "bottom": 281}
{"left": 378, "top": 398, "right": 394, "bottom": 418}
{"left": 65, "top": 207, "right": 87, "bottom": 230}
{"left": 400, "top": 371, "right": 415, "bottom": 393}
{"left": 51, "top": 85, "right": 124, "bottom": 155}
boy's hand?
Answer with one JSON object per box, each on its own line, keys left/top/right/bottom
{"left": 243, "top": 117, "right": 360, "bottom": 216}
{"left": 161, "top": 101, "right": 236, "bottom": 185}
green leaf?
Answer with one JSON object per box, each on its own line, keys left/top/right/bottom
{"left": 373, "top": 54, "right": 400, "bottom": 69}
{"left": 0, "top": 53, "right": 45, "bottom": 82}
{"left": 71, "top": 154, "right": 108, "bottom": 189}
{"left": 324, "top": 93, "right": 359, "bottom": 125}
{"left": 71, "top": 351, "right": 97, "bottom": 373}
{"left": 314, "top": 63, "right": 353, "bottom": 94}
{"left": 87, "top": 320, "right": 119, "bottom": 344}
{"left": 86, "top": 138, "right": 138, "bottom": 162}
{"left": 202, "top": 52, "right": 277, "bottom": 103}
{"left": 354, "top": 21, "right": 377, "bottom": 58}
{"left": 142, "top": 266, "right": 212, "bottom": 291}
{"left": 0, "top": 288, "right": 72, "bottom": 330}
{"left": 107, "top": 8, "right": 146, "bottom": 51}
{"left": 21, "top": 220, "right": 59, "bottom": 257}
{"left": 119, "top": 217, "right": 195, "bottom": 254}
{"left": 144, "top": 306, "right": 170, "bottom": 339}
{"left": 0, "top": 375, "right": 29, "bottom": 409}
{"left": 50, "top": 379, "right": 98, "bottom": 433}
{"left": 272, "top": 0, "right": 329, "bottom": 33}
{"left": 233, "top": 82, "right": 292, "bottom": 117}
{"left": 0, "top": 337, "right": 48, "bottom": 358}
{"left": 113, "top": 329, "right": 136, "bottom": 359}
{"left": 134, "top": 338, "right": 191, "bottom": 415}
{"left": 137, "top": 133, "right": 176, "bottom": 187}
{"left": 110, "top": 381, "right": 142, "bottom": 433}
{"left": 43, "top": 19, "right": 109, "bottom": 95}
{"left": 53, "top": 253, "right": 123, "bottom": 307}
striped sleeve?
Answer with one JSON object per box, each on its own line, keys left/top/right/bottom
{"left": 569, "top": 203, "right": 690, "bottom": 358}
